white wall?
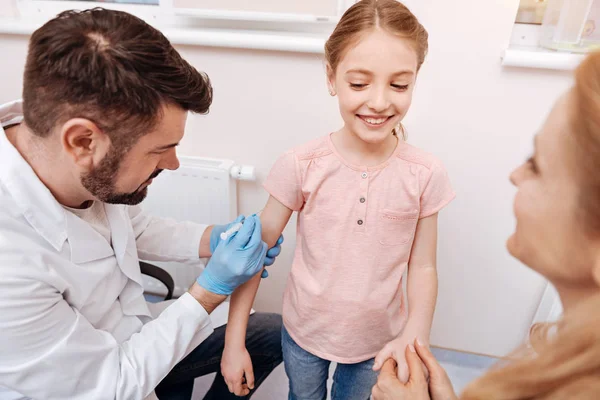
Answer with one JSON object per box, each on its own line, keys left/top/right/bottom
{"left": 0, "top": 0, "right": 575, "bottom": 357}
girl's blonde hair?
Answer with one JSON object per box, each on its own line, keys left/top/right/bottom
{"left": 460, "top": 52, "right": 600, "bottom": 400}
{"left": 325, "top": 0, "right": 428, "bottom": 73}
{"left": 324, "top": 0, "right": 427, "bottom": 141}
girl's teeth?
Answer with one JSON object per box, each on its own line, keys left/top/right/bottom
{"left": 364, "top": 117, "right": 387, "bottom": 124}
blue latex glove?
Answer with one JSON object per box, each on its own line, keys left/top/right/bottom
{"left": 262, "top": 235, "right": 284, "bottom": 278}
{"left": 210, "top": 215, "right": 245, "bottom": 254}
{"left": 197, "top": 215, "right": 268, "bottom": 296}
{"left": 211, "top": 216, "right": 284, "bottom": 279}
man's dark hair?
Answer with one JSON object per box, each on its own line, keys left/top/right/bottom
{"left": 23, "top": 8, "right": 212, "bottom": 148}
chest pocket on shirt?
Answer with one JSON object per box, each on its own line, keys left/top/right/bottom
{"left": 378, "top": 210, "right": 419, "bottom": 246}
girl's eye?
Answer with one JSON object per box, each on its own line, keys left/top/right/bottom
{"left": 392, "top": 84, "right": 409, "bottom": 91}
{"left": 350, "top": 83, "right": 367, "bottom": 89}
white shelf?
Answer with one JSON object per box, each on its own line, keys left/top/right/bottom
{"left": 502, "top": 46, "right": 585, "bottom": 71}
{"left": 164, "top": 27, "right": 325, "bottom": 53}
{"left": 0, "top": 17, "right": 39, "bottom": 36}
{"left": 0, "top": 17, "right": 326, "bottom": 54}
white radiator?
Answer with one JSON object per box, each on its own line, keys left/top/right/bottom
{"left": 140, "top": 155, "right": 255, "bottom": 297}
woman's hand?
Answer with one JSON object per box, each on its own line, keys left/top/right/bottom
{"left": 374, "top": 334, "right": 429, "bottom": 383}
{"left": 372, "top": 344, "right": 431, "bottom": 400}
{"left": 414, "top": 340, "right": 458, "bottom": 400}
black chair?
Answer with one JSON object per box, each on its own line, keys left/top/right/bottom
{"left": 140, "top": 261, "right": 175, "bottom": 301}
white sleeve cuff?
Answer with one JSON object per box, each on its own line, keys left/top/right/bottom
{"left": 178, "top": 291, "right": 212, "bottom": 327}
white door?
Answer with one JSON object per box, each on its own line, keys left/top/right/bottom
{"left": 403, "top": 0, "right": 573, "bottom": 357}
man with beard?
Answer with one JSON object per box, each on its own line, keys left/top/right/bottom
{"left": 0, "top": 8, "right": 284, "bottom": 400}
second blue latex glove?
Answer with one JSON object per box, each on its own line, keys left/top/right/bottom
{"left": 261, "top": 234, "right": 284, "bottom": 278}
{"left": 197, "top": 215, "right": 268, "bottom": 296}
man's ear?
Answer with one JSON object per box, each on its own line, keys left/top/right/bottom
{"left": 60, "top": 118, "right": 111, "bottom": 169}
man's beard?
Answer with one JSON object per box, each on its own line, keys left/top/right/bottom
{"left": 81, "top": 148, "right": 162, "bottom": 206}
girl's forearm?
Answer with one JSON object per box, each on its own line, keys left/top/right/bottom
{"left": 404, "top": 264, "right": 438, "bottom": 342}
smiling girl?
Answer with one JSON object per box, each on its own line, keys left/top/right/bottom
{"left": 221, "top": 1, "right": 455, "bottom": 399}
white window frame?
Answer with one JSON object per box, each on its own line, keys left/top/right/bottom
{"left": 3, "top": 0, "right": 358, "bottom": 53}
{"left": 502, "top": 1, "right": 587, "bottom": 71}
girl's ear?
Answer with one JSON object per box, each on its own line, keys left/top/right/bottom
{"left": 326, "top": 64, "right": 337, "bottom": 96}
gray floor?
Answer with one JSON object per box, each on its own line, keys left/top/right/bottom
{"left": 190, "top": 348, "right": 498, "bottom": 399}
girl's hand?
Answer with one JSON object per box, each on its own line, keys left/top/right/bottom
{"left": 372, "top": 345, "right": 431, "bottom": 400}
{"left": 414, "top": 340, "right": 458, "bottom": 400}
{"left": 373, "top": 335, "right": 428, "bottom": 383}
{"left": 221, "top": 345, "right": 254, "bottom": 396}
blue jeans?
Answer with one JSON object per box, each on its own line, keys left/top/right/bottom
{"left": 282, "top": 325, "right": 377, "bottom": 400}
{"left": 155, "top": 312, "right": 283, "bottom": 400}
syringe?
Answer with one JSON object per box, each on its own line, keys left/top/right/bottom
{"left": 220, "top": 222, "right": 243, "bottom": 241}
{"left": 219, "top": 211, "right": 264, "bottom": 241}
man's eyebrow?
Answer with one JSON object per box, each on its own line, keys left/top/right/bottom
{"left": 154, "top": 143, "right": 179, "bottom": 151}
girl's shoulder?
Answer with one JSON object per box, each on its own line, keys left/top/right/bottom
{"left": 286, "top": 134, "right": 333, "bottom": 162}
{"left": 395, "top": 141, "right": 444, "bottom": 172}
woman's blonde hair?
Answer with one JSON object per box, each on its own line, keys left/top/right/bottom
{"left": 461, "top": 52, "right": 600, "bottom": 400}
{"left": 461, "top": 295, "right": 600, "bottom": 399}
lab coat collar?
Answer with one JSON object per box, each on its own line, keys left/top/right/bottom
{"left": 105, "top": 205, "right": 136, "bottom": 269}
{"left": 0, "top": 100, "right": 140, "bottom": 274}
{"left": 64, "top": 210, "right": 115, "bottom": 264}
{"left": 65, "top": 204, "right": 140, "bottom": 283}
{"left": 0, "top": 100, "right": 68, "bottom": 251}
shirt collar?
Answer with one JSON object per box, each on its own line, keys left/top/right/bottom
{"left": 0, "top": 100, "right": 68, "bottom": 250}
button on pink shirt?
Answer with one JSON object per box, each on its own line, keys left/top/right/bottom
{"left": 264, "top": 134, "right": 455, "bottom": 363}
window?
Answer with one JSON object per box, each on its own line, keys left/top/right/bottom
{"left": 173, "top": 0, "right": 341, "bottom": 20}
{"left": 504, "top": 0, "right": 599, "bottom": 70}
{"left": 515, "top": 0, "right": 548, "bottom": 25}
{"left": 13, "top": 0, "right": 356, "bottom": 52}
{"left": 514, "top": 0, "right": 600, "bottom": 52}
{"left": 18, "top": 0, "right": 349, "bottom": 23}
{"left": 76, "top": 0, "right": 159, "bottom": 4}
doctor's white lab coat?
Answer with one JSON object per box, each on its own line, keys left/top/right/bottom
{"left": 0, "top": 100, "right": 217, "bottom": 400}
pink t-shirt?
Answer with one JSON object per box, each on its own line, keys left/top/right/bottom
{"left": 264, "top": 134, "right": 455, "bottom": 363}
